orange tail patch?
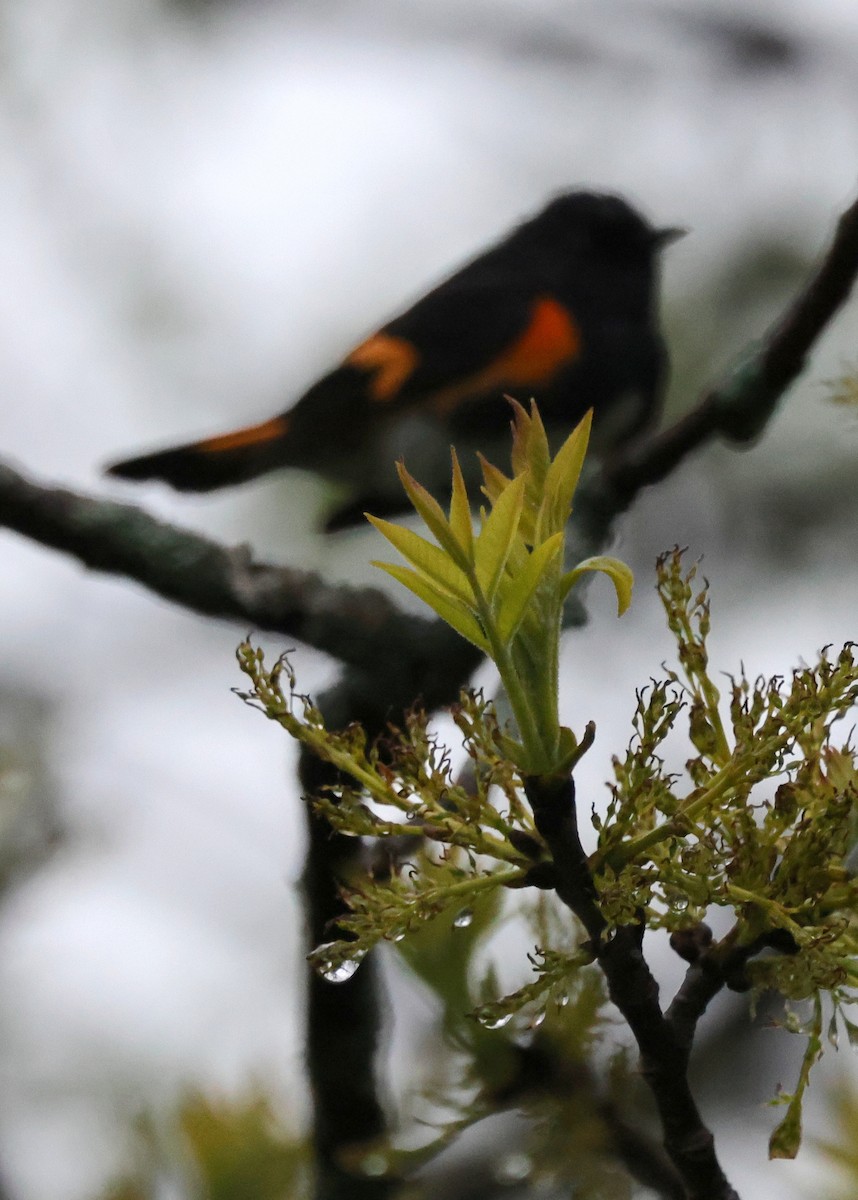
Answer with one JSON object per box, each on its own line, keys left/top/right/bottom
{"left": 198, "top": 415, "right": 291, "bottom": 454}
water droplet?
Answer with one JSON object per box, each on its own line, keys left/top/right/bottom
{"left": 323, "top": 959, "right": 362, "bottom": 983}
{"left": 315, "top": 944, "right": 366, "bottom": 983}
{"left": 452, "top": 907, "right": 474, "bottom": 929}
{"left": 479, "top": 1012, "right": 513, "bottom": 1030}
{"left": 530, "top": 1009, "right": 546, "bottom": 1029}
{"left": 495, "top": 1152, "right": 532, "bottom": 1183}
{"left": 358, "top": 1152, "right": 388, "bottom": 1177}
{"left": 672, "top": 895, "right": 690, "bottom": 913}
{"left": 828, "top": 1013, "right": 840, "bottom": 1049}
{"left": 556, "top": 991, "right": 569, "bottom": 1009}
{"left": 391, "top": 930, "right": 406, "bottom": 944}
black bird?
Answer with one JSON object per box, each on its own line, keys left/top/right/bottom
{"left": 107, "top": 192, "right": 680, "bottom": 531}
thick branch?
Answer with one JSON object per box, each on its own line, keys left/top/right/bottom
{"left": 666, "top": 924, "right": 799, "bottom": 1052}
{"left": 299, "top": 646, "right": 481, "bottom": 1200}
{"left": 0, "top": 469, "right": 482, "bottom": 1200}
{"left": 300, "top": 740, "right": 393, "bottom": 1200}
{"left": 0, "top": 461, "right": 446, "bottom": 674}
{"left": 524, "top": 774, "right": 739, "bottom": 1200}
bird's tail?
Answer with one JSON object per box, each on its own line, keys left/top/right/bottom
{"left": 105, "top": 415, "right": 293, "bottom": 492}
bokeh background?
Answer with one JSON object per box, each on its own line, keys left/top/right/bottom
{"left": 1, "top": 0, "right": 858, "bottom": 1196}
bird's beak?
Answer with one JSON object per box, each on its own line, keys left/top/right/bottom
{"left": 652, "top": 226, "right": 687, "bottom": 248}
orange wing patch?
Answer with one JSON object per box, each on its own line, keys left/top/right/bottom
{"left": 346, "top": 333, "right": 420, "bottom": 403}
{"left": 432, "top": 296, "right": 581, "bottom": 416}
{"left": 491, "top": 296, "right": 581, "bottom": 384}
{"left": 199, "top": 416, "right": 290, "bottom": 454}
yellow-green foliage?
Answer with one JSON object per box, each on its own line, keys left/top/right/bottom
{"left": 237, "top": 412, "right": 858, "bottom": 1164}
{"left": 368, "top": 403, "right": 631, "bottom": 775}
{"left": 598, "top": 550, "right": 858, "bottom": 995}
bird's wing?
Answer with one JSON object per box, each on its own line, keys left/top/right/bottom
{"left": 343, "top": 280, "right": 583, "bottom": 414}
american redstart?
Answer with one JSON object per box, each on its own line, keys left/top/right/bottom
{"left": 107, "top": 191, "right": 681, "bottom": 532}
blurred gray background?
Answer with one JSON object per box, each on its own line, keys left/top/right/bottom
{"left": 1, "top": 0, "right": 857, "bottom": 1196}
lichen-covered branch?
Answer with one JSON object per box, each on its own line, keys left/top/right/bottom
{"left": 0, "top": 461, "right": 447, "bottom": 676}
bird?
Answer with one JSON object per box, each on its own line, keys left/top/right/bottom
{"left": 106, "top": 191, "right": 681, "bottom": 532}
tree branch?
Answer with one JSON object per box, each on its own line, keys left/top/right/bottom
{"left": 596, "top": 190, "right": 858, "bottom": 512}
{"left": 0, "top": 461, "right": 444, "bottom": 674}
{"left": 297, "top": 644, "right": 481, "bottom": 1200}
{"left": 524, "top": 774, "right": 739, "bottom": 1200}
{"left": 4, "top": 196, "right": 858, "bottom": 669}
{"left": 3, "top": 190, "right": 858, "bottom": 1200}
{"left": 300, "top": 741, "right": 394, "bottom": 1200}
{"left": 494, "top": 1036, "right": 687, "bottom": 1199}
{"left": 666, "top": 924, "right": 799, "bottom": 1053}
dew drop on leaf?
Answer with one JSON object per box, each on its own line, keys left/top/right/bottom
{"left": 827, "top": 1011, "right": 840, "bottom": 1049}
{"left": 453, "top": 907, "right": 474, "bottom": 929}
{"left": 322, "top": 959, "right": 363, "bottom": 984}
{"left": 315, "top": 944, "right": 366, "bottom": 983}
{"left": 479, "top": 1012, "right": 513, "bottom": 1030}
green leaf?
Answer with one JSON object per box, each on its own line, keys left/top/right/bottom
{"left": 524, "top": 400, "right": 551, "bottom": 490}
{"left": 473, "top": 474, "right": 526, "bottom": 600}
{"left": 367, "top": 516, "right": 474, "bottom": 603}
{"left": 769, "top": 1097, "right": 802, "bottom": 1160}
{"left": 495, "top": 731, "right": 529, "bottom": 770}
{"left": 560, "top": 555, "right": 634, "bottom": 615}
{"left": 394, "top": 462, "right": 471, "bottom": 570}
{"left": 555, "top": 721, "right": 596, "bottom": 774}
{"left": 372, "top": 562, "right": 490, "bottom": 652}
{"left": 495, "top": 532, "right": 564, "bottom": 643}
{"left": 769, "top": 998, "right": 822, "bottom": 1160}
{"left": 544, "top": 409, "right": 592, "bottom": 528}
{"left": 508, "top": 397, "right": 532, "bottom": 477}
{"left": 478, "top": 453, "right": 511, "bottom": 504}
{"left": 448, "top": 449, "right": 474, "bottom": 558}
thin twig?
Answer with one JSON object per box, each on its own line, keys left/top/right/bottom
{"left": 596, "top": 190, "right": 858, "bottom": 513}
